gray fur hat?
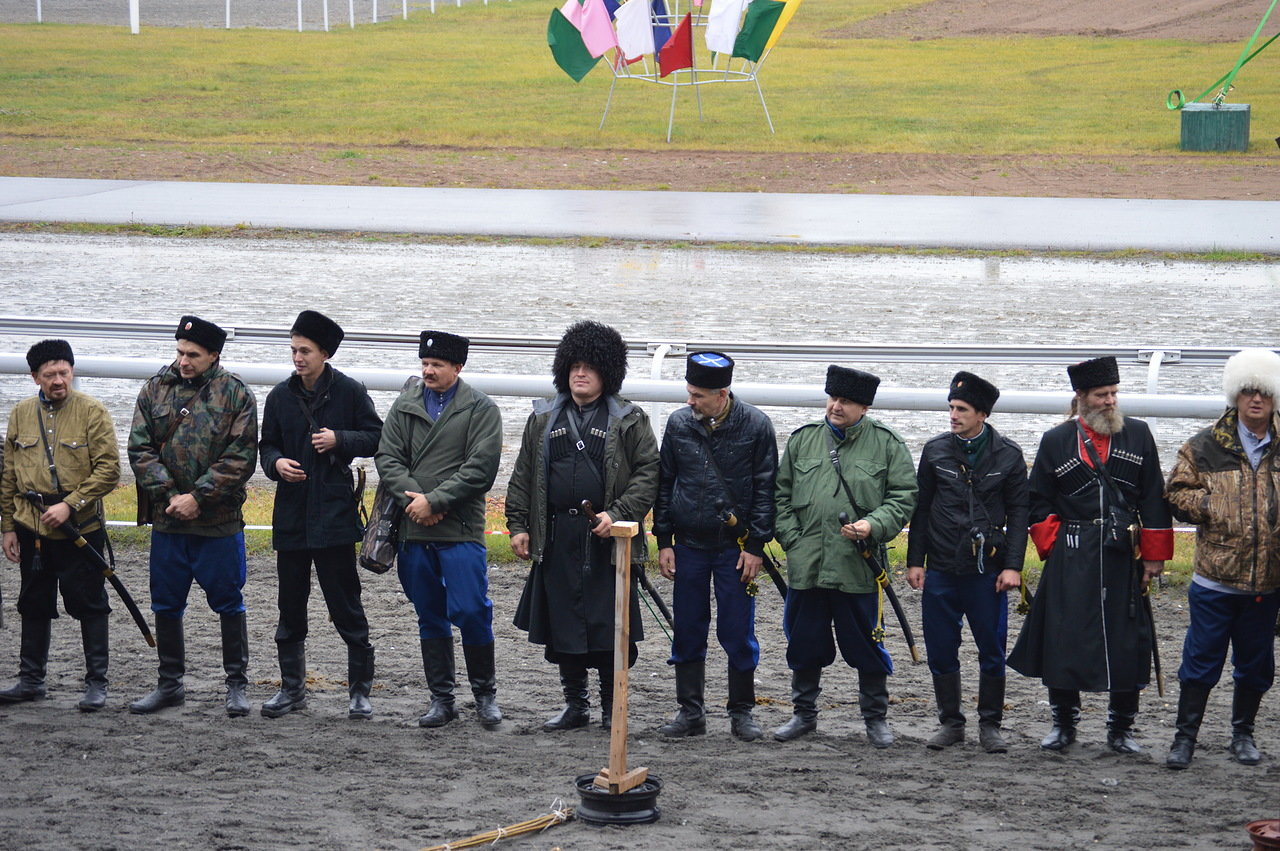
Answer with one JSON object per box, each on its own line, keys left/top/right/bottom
{"left": 1223, "top": 348, "right": 1280, "bottom": 403}
{"left": 553, "top": 320, "right": 628, "bottom": 397}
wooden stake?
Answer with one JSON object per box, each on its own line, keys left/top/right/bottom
{"left": 593, "top": 521, "right": 648, "bottom": 795}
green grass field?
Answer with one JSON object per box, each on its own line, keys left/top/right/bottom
{"left": 0, "top": 0, "right": 1270, "bottom": 153}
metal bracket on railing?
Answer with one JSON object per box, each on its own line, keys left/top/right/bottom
{"left": 1139, "top": 349, "right": 1181, "bottom": 394}
{"left": 648, "top": 343, "right": 676, "bottom": 434}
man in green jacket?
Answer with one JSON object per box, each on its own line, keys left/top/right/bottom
{"left": 0, "top": 340, "right": 120, "bottom": 711}
{"left": 128, "top": 316, "right": 258, "bottom": 718}
{"left": 376, "top": 330, "right": 503, "bottom": 730}
{"left": 773, "top": 365, "right": 917, "bottom": 746}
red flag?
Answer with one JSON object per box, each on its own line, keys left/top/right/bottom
{"left": 658, "top": 13, "right": 693, "bottom": 78}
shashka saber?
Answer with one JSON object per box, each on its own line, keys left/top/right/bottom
{"left": 22, "top": 492, "right": 156, "bottom": 647}
{"left": 581, "top": 500, "right": 675, "bottom": 630}
{"left": 838, "top": 511, "right": 920, "bottom": 664}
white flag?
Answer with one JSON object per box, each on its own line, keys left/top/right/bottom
{"left": 704, "top": 0, "right": 749, "bottom": 55}
{"left": 614, "top": 0, "right": 656, "bottom": 60}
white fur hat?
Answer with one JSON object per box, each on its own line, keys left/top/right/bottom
{"left": 1223, "top": 348, "right": 1280, "bottom": 404}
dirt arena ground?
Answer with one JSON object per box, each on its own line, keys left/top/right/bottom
{"left": 0, "top": 543, "right": 1276, "bottom": 850}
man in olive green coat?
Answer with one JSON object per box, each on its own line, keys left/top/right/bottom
{"left": 376, "top": 330, "right": 503, "bottom": 730}
{"left": 773, "top": 365, "right": 917, "bottom": 747}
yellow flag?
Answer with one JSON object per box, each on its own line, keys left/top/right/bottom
{"left": 763, "top": 0, "right": 802, "bottom": 52}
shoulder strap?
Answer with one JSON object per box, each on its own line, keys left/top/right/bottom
{"left": 36, "top": 404, "right": 64, "bottom": 494}
{"left": 824, "top": 426, "right": 863, "bottom": 518}
{"left": 562, "top": 405, "right": 607, "bottom": 493}
{"left": 693, "top": 423, "right": 741, "bottom": 519}
{"left": 157, "top": 381, "right": 212, "bottom": 452}
{"left": 1075, "top": 420, "right": 1133, "bottom": 512}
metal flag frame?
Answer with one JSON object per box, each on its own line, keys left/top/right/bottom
{"left": 599, "top": 1, "right": 778, "bottom": 142}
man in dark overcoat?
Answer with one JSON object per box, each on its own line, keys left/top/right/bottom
{"left": 1008, "top": 356, "right": 1173, "bottom": 753}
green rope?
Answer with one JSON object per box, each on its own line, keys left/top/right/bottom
{"left": 1167, "top": 0, "right": 1279, "bottom": 109}
{"left": 641, "top": 589, "right": 672, "bottom": 643}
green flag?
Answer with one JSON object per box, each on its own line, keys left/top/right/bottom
{"left": 547, "top": 8, "right": 601, "bottom": 82}
{"left": 732, "top": 0, "right": 785, "bottom": 63}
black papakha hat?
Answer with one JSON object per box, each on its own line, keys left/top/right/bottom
{"left": 175, "top": 315, "right": 228, "bottom": 353}
{"left": 1068, "top": 356, "right": 1120, "bottom": 392}
{"left": 290, "top": 310, "right": 344, "bottom": 356}
{"left": 26, "top": 339, "right": 74, "bottom": 372}
{"left": 825, "top": 365, "right": 880, "bottom": 406}
{"left": 948, "top": 370, "right": 1000, "bottom": 415}
{"left": 553, "top": 320, "right": 628, "bottom": 397}
{"left": 418, "top": 330, "right": 469, "bottom": 365}
{"left": 685, "top": 351, "right": 734, "bottom": 390}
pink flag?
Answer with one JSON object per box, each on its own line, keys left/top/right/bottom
{"left": 561, "top": 0, "right": 618, "bottom": 58}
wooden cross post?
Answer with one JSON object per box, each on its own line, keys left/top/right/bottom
{"left": 593, "top": 520, "right": 649, "bottom": 795}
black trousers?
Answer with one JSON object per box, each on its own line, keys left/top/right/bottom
{"left": 273, "top": 545, "right": 371, "bottom": 649}
{"left": 15, "top": 525, "right": 110, "bottom": 621}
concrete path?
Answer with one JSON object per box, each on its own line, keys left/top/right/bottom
{"left": 1, "top": 176, "right": 1276, "bottom": 252}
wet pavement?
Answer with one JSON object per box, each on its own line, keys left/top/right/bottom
{"left": 0, "top": 0, "right": 440, "bottom": 29}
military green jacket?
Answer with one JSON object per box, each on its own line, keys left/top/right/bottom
{"left": 775, "top": 416, "right": 918, "bottom": 593}
{"left": 2, "top": 389, "right": 120, "bottom": 538}
{"left": 128, "top": 362, "right": 258, "bottom": 537}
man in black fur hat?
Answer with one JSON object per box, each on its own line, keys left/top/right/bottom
{"left": 507, "top": 320, "right": 659, "bottom": 731}
{"left": 1, "top": 340, "right": 120, "bottom": 710}
{"left": 906, "top": 371, "right": 1027, "bottom": 753}
{"left": 1007, "top": 356, "right": 1173, "bottom": 754}
{"left": 377, "top": 329, "right": 503, "bottom": 730}
{"left": 259, "top": 310, "right": 383, "bottom": 720}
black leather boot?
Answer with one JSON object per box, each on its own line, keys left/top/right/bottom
{"left": 0, "top": 617, "right": 51, "bottom": 703}
{"left": 599, "top": 669, "right": 614, "bottom": 730}
{"left": 348, "top": 646, "right": 374, "bottom": 721}
{"left": 977, "top": 673, "right": 1008, "bottom": 754}
{"left": 860, "top": 672, "right": 894, "bottom": 748}
{"left": 927, "top": 671, "right": 965, "bottom": 750}
{"left": 129, "top": 616, "right": 185, "bottom": 714}
{"left": 261, "top": 642, "right": 307, "bottom": 718}
{"left": 77, "top": 615, "right": 110, "bottom": 712}
{"left": 221, "top": 612, "right": 250, "bottom": 718}
{"left": 418, "top": 637, "right": 457, "bottom": 728}
{"left": 544, "top": 663, "right": 590, "bottom": 731}
{"left": 727, "top": 667, "right": 763, "bottom": 742}
{"left": 1166, "top": 681, "right": 1211, "bottom": 770}
{"left": 1230, "top": 683, "right": 1265, "bottom": 765}
{"left": 659, "top": 661, "right": 707, "bottom": 738}
{"left": 774, "top": 668, "right": 821, "bottom": 742}
{"left": 462, "top": 643, "right": 502, "bottom": 728}
{"left": 1106, "top": 690, "right": 1141, "bottom": 753}
{"left": 1040, "top": 688, "right": 1079, "bottom": 751}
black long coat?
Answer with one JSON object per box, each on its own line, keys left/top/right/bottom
{"left": 260, "top": 365, "right": 383, "bottom": 551}
{"left": 1007, "top": 417, "right": 1171, "bottom": 692}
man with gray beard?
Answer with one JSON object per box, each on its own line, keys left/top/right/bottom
{"left": 1008, "top": 356, "right": 1173, "bottom": 753}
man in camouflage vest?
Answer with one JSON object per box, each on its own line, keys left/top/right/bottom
{"left": 127, "top": 316, "right": 258, "bottom": 718}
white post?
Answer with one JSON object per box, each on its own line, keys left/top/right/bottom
{"left": 349, "top": 0, "right": 355, "bottom": 27}
{"left": 323, "top": 0, "right": 330, "bottom": 30}
{"left": 35, "top": 0, "right": 42, "bottom": 24}
{"left": 402, "top": 0, "right": 407, "bottom": 18}
{"left": 430, "top": 0, "right": 435, "bottom": 13}
{"left": 297, "top": 0, "right": 303, "bottom": 30}
{"left": 371, "top": 0, "right": 377, "bottom": 23}
{"left": 225, "top": 0, "right": 230, "bottom": 28}
{"left": 129, "top": 0, "right": 140, "bottom": 33}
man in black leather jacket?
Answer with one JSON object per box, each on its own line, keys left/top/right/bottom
{"left": 652, "top": 352, "right": 778, "bottom": 741}
{"left": 906, "top": 371, "right": 1027, "bottom": 754}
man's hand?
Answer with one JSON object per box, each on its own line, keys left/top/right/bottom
{"left": 39, "top": 501, "right": 72, "bottom": 529}
{"left": 275, "top": 457, "right": 307, "bottom": 483}
{"left": 737, "top": 551, "right": 762, "bottom": 583}
{"left": 906, "top": 566, "right": 925, "bottom": 590}
{"left": 511, "top": 532, "right": 530, "bottom": 560}
{"left": 841, "top": 519, "right": 873, "bottom": 542}
{"left": 404, "top": 490, "right": 441, "bottom": 526}
{"left": 2, "top": 531, "right": 18, "bottom": 563}
{"left": 1141, "top": 559, "right": 1165, "bottom": 590}
{"left": 165, "top": 493, "right": 200, "bottom": 521}
{"left": 310, "top": 428, "right": 337, "bottom": 454}
{"left": 995, "top": 569, "right": 1022, "bottom": 593}
{"left": 658, "top": 547, "right": 676, "bottom": 579}
{"left": 591, "top": 510, "right": 615, "bottom": 538}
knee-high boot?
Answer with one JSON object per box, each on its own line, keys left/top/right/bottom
{"left": 462, "top": 643, "right": 502, "bottom": 728}
{"left": 418, "top": 637, "right": 457, "bottom": 728}
{"left": 774, "top": 668, "right": 821, "bottom": 742}
{"left": 926, "top": 671, "right": 965, "bottom": 750}
{"left": 77, "top": 615, "right": 110, "bottom": 712}
{"left": 348, "top": 645, "right": 374, "bottom": 721}
{"left": 1230, "top": 683, "right": 1265, "bottom": 765}
{"left": 544, "top": 663, "right": 590, "bottom": 731}
{"left": 976, "top": 673, "right": 1008, "bottom": 754}
{"left": 0, "top": 617, "right": 51, "bottom": 703}
{"left": 261, "top": 642, "right": 308, "bottom": 718}
{"left": 221, "top": 612, "right": 250, "bottom": 718}
{"left": 1106, "top": 690, "right": 1141, "bottom": 754}
{"left": 1166, "top": 682, "right": 1212, "bottom": 769}
{"left": 860, "top": 672, "right": 894, "bottom": 748}
{"left": 727, "top": 667, "right": 763, "bottom": 742}
{"left": 1040, "top": 687, "right": 1079, "bottom": 751}
{"left": 129, "top": 616, "right": 185, "bottom": 714}
{"left": 658, "top": 660, "right": 707, "bottom": 738}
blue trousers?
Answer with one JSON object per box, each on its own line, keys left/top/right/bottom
{"left": 397, "top": 541, "right": 493, "bottom": 644}
{"left": 1178, "top": 582, "right": 1280, "bottom": 692}
{"left": 667, "top": 544, "right": 759, "bottom": 672}
{"left": 921, "top": 570, "right": 1009, "bottom": 677}
{"left": 149, "top": 531, "right": 247, "bottom": 617}
{"left": 783, "top": 587, "right": 892, "bottom": 674}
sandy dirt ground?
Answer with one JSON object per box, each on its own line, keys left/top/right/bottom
{"left": 0, "top": 541, "right": 1277, "bottom": 850}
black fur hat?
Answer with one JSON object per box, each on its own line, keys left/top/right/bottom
{"left": 418, "top": 330, "right": 469, "bottom": 365}
{"left": 948, "top": 371, "right": 1000, "bottom": 415}
{"left": 553, "top": 320, "right": 628, "bottom": 397}
{"left": 1068, "top": 356, "right": 1120, "bottom": 392}
{"left": 291, "top": 310, "right": 344, "bottom": 356}
{"left": 26, "top": 339, "right": 74, "bottom": 372}
{"left": 685, "top": 351, "right": 734, "bottom": 389}
{"left": 825, "top": 365, "right": 880, "bottom": 406}
{"left": 175, "top": 315, "right": 228, "bottom": 353}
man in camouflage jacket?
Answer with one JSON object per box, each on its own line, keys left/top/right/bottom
{"left": 127, "top": 316, "right": 258, "bottom": 718}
